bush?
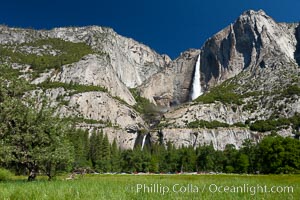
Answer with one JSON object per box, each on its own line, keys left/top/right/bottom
{"left": 195, "top": 81, "right": 243, "bottom": 105}
{"left": 38, "top": 81, "right": 107, "bottom": 94}
{"left": 233, "top": 122, "right": 247, "bottom": 127}
{"left": 283, "top": 85, "right": 300, "bottom": 96}
{"left": 129, "top": 88, "right": 153, "bottom": 114}
{"left": 0, "top": 38, "right": 95, "bottom": 73}
{"left": 187, "top": 120, "right": 229, "bottom": 129}
{"left": 250, "top": 113, "right": 300, "bottom": 132}
{"left": 0, "top": 168, "right": 13, "bottom": 181}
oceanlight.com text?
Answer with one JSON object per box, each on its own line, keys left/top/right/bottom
{"left": 208, "top": 184, "right": 294, "bottom": 196}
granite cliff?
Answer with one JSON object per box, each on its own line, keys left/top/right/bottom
{"left": 0, "top": 10, "right": 299, "bottom": 150}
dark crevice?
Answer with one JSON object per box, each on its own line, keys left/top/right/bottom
{"left": 233, "top": 21, "right": 255, "bottom": 69}
{"left": 253, "top": 21, "right": 263, "bottom": 64}
{"left": 294, "top": 23, "right": 300, "bottom": 66}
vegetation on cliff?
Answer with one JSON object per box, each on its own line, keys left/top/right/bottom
{"left": 0, "top": 38, "right": 94, "bottom": 73}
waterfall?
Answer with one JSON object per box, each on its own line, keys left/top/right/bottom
{"left": 141, "top": 135, "right": 147, "bottom": 150}
{"left": 191, "top": 54, "right": 203, "bottom": 100}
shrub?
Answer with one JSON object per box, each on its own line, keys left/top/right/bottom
{"left": 283, "top": 85, "right": 300, "bottom": 96}
{"left": 233, "top": 122, "right": 247, "bottom": 127}
{"left": 250, "top": 113, "right": 300, "bottom": 132}
{"left": 0, "top": 168, "right": 13, "bottom": 181}
{"left": 195, "top": 81, "right": 243, "bottom": 105}
{"left": 0, "top": 38, "right": 95, "bottom": 73}
{"left": 129, "top": 88, "right": 153, "bottom": 114}
{"left": 187, "top": 119, "right": 229, "bottom": 129}
{"left": 38, "top": 81, "right": 107, "bottom": 94}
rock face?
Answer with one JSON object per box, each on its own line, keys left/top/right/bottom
{"left": 63, "top": 91, "right": 145, "bottom": 130}
{"left": 44, "top": 26, "right": 169, "bottom": 88}
{"left": 150, "top": 128, "right": 257, "bottom": 150}
{"left": 0, "top": 25, "right": 169, "bottom": 89}
{"left": 142, "top": 10, "right": 299, "bottom": 149}
{"left": 150, "top": 127, "right": 294, "bottom": 151}
{"left": 50, "top": 54, "right": 136, "bottom": 105}
{"left": 75, "top": 125, "right": 139, "bottom": 150}
{"left": 138, "top": 10, "right": 300, "bottom": 105}
{"left": 1, "top": 10, "right": 299, "bottom": 150}
{"left": 0, "top": 26, "right": 41, "bottom": 44}
{"left": 139, "top": 49, "right": 200, "bottom": 106}
{"left": 295, "top": 24, "right": 300, "bottom": 66}
{"left": 200, "top": 10, "right": 298, "bottom": 89}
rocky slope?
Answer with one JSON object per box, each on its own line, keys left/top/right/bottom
{"left": 50, "top": 54, "right": 136, "bottom": 106}
{"left": 151, "top": 10, "right": 300, "bottom": 149}
{"left": 0, "top": 9, "right": 299, "bottom": 150}
{"left": 201, "top": 10, "right": 298, "bottom": 89}
{"left": 44, "top": 26, "right": 170, "bottom": 88}
{"left": 0, "top": 25, "right": 168, "bottom": 149}
{"left": 139, "top": 49, "right": 200, "bottom": 106}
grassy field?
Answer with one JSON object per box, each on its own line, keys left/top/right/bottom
{"left": 0, "top": 174, "right": 299, "bottom": 200}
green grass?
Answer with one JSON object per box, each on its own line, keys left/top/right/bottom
{"left": 0, "top": 174, "right": 299, "bottom": 199}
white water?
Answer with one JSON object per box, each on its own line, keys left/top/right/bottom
{"left": 191, "top": 54, "right": 203, "bottom": 100}
{"left": 141, "top": 135, "right": 147, "bottom": 150}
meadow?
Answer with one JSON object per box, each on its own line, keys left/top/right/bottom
{"left": 0, "top": 174, "right": 299, "bottom": 200}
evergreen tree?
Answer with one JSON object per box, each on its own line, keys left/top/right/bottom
{"left": 196, "top": 144, "right": 215, "bottom": 172}
{"left": 110, "top": 139, "right": 121, "bottom": 172}
{"left": 88, "top": 130, "right": 103, "bottom": 170}
{"left": 100, "top": 133, "right": 111, "bottom": 172}
{"left": 94, "top": 131, "right": 103, "bottom": 171}
{"left": 214, "top": 150, "right": 226, "bottom": 172}
{"left": 149, "top": 155, "right": 159, "bottom": 173}
{"left": 240, "top": 139, "right": 256, "bottom": 173}
{"left": 150, "top": 143, "right": 165, "bottom": 172}
{"left": 88, "top": 130, "right": 97, "bottom": 167}
{"left": 179, "top": 146, "right": 197, "bottom": 172}
{"left": 223, "top": 144, "right": 238, "bottom": 173}
{"left": 68, "top": 129, "right": 90, "bottom": 168}
{"left": 164, "top": 142, "right": 180, "bottom": 172}
{"left": 236, "top": 153, "right": 250, "bottom": 173}
{"left": 120, "top": 150, "right": 135, "bottom": 173}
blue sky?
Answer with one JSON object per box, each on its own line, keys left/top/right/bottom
{"left": 1, "top": 0, "right": 299, "bottom": 58}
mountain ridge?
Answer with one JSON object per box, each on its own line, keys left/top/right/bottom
{"left": 0, "top": 9, "right": 299, "bottom": 150}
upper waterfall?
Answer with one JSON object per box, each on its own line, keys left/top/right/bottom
{"left": 191, "top": 54, "right": 203, "bottom": 100}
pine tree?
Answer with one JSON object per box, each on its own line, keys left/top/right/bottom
{"left": 236, "top": 153, "right": 249, "bottom": 173}
{"left": 164, "top": 142, "right": 179, "bottom": 172}
{"left": 149, "top": 143, "right": 162, "bottom": 173}
{"left": 88, "top": 130, "right": 96, "bottom": 167}
{"left": 100, "top": 133, "right": 111, "bottom": 172}
{"left": 94, "top": 130, "right": 103, "bottom": 171}
{"left": 120, "top": 150, "right": 135, "bottom": 173}
{"left": 69, "top": 129, "right": 90, "bottom": 168}
{"left": 88, "top": 130, "right": 103, "bottom": 170}
{"left": 110, "top": 139, "right": 121, "bottom": 172}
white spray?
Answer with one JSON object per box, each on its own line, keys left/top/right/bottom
{"left": 141, "top": 135, "right": 147, "bottom": 150}
{"left": 191, "top": 54, "right": 203, "bottom": 100}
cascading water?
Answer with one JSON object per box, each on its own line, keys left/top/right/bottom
{"left": 191, "top": 54, "right": 203, "bottom": 100}
{"left": 141, "top": 135, "right": 147, "bottom": 150}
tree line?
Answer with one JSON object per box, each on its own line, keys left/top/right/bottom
{"left": 69, "top": 131, "right": 300, "bottom": 175}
